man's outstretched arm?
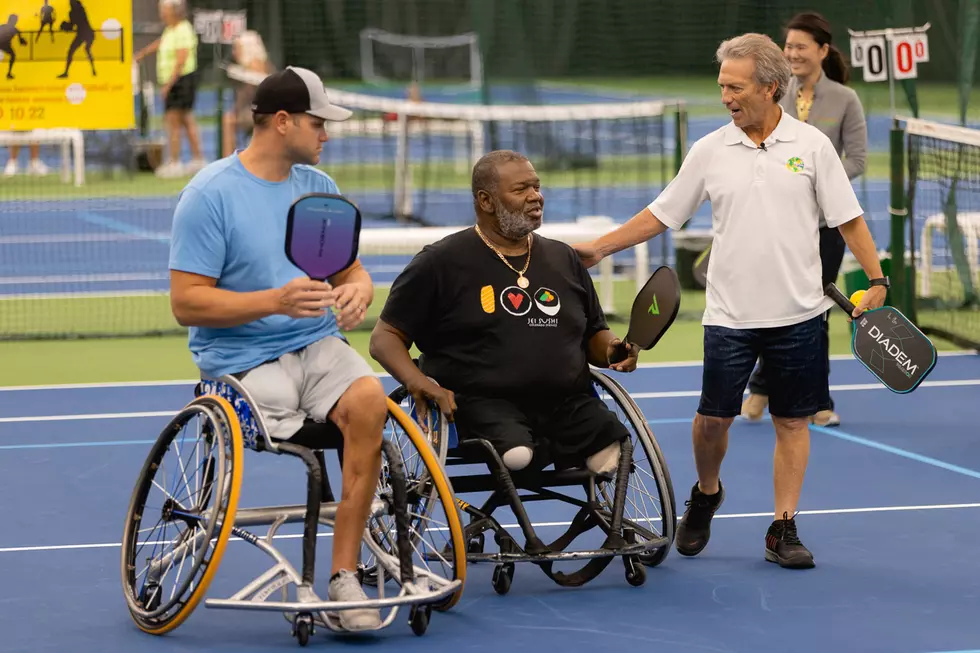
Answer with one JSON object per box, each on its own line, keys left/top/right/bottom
{"left": 576, "top": 208, "right": 671, "bottom": 268}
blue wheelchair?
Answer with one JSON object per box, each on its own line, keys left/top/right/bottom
{"left": 120, "top": 374, "right": 467, "bottom": 646}
{"left": 386, "top": 365, "right": 676, "bottom": 593}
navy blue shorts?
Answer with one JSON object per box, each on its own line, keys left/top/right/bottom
{"left": 698, "top": 315, "right": 830, "bottom": 419}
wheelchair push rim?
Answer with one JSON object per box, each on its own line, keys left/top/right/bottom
{"left": 120, "top": 395, "right": 244, "bottom": 635}
{"left": 361, "top": 397, "right": 466, "bottom": 612}
{"left": 589, "top": 371, "right": 676, "bottom": 567}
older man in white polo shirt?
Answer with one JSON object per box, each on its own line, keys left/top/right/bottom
{"left": 575, "top": 33, "right": 888, "bottom": 569}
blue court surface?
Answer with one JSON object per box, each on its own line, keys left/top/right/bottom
{"left": 1, "top": 353, "right": 979, "bottom": 653}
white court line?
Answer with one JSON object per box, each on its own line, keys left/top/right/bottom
{"left": 0, "top": 411, "right": 175, "bottom": 424}
{"left": 3, "top": 501, "right": 979, "bottom": 554}
{"left": 1, "top": 351, "right": 977, "bottom": 393}
{"left": 2, "top": 379, "right": 979, "bottom": 424}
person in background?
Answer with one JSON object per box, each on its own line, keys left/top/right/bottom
{"left": 134, "top": 0, "right": 204, "bottom": 178}
{"left": 742, "top": 11, "right": 868, "bottom": 428}
{"left": 222, "top": 30, "right": 275, "bottom": 157}
{"left": 4, "top": 144, "right": 49, "bottom": 176}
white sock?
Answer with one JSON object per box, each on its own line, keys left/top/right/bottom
{"left": 501, "top": 446, "right": 533, "bottom": 471}
{"left": 586, "top": 442, "right": 621, "bottom": 475}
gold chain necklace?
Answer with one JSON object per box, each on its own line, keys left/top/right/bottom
{"left": 474, "top": 225, "right": 532, "bottom": 289}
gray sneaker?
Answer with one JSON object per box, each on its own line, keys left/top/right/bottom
{"left": 327, "top": 569, "right": 382, "bottom": 631}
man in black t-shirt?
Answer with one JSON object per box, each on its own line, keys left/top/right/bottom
{"left": 370, "top": 150, "right": 640, "bottom": 474}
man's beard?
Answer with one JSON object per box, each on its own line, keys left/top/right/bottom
{"left": 494, "top": 198, "right": 541, "bottom": 240}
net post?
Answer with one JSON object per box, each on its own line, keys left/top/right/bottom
{"left": 215, "top": 81, "right": 225, "bottom": 162}
{"left": 889, "top": 117, "right": 911, "bottom": 318}
{"left": 673, "top": 101, "right": 687, "bottom": 176}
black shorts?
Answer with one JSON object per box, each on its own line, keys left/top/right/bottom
{"left": 452, "top": 392, "right": 628, "bottom": 470}
{"left": 164, "top": 72, "right": 198, "bottom": 112}
{"left": 699, "top": 315, "right": 830, "bottom": 419}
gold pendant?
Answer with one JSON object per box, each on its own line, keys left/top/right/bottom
{"left": 517, "top": 275, "right": 529, "bottom": 289}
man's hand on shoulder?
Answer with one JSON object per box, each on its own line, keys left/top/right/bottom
{"left": 276, "top": 277, "right": 337, "bottom": 319}
{"left": 573, "top": 240, "right": 603, "bottom": 269}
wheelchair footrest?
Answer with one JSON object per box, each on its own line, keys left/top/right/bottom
{"left": 204, "top": 579, "right": 462, "bottom": 613}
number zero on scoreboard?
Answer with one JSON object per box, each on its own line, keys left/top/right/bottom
{"left": 867, "top": 41, "right": 885, "bottom": 76}
{"left": 895, "top": 39, "right": 914, "bottom": 74}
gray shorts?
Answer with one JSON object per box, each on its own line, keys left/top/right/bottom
{"left": 237, "top": 336, "right": 376, "bottom": 441}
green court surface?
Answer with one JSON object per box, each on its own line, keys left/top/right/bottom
{"left": 0, "top": 284, "right": 964, "bottom": 387}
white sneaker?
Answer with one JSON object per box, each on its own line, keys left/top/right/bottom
{"left": 3, "top": 159, "right": 17, "bottom": 177}
{"left": 185, "top": 158, "right": 207, "bottom": 174}
{"left": 27, "top": 159, "right": 50, "bottom": 176}
{"left": 327, "top": 569, "right": 382, "bottom": 631}
{"left": 812, "top": 410, "right": 841, "bottom": 427}
{"left": 741, "top": 393, "right": 768, "bottom": 421}
{"left": 154, "top": 161, "right": 184, "bottom": 178}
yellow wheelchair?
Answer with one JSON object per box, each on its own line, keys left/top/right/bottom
{"left": 119, "top": 374, "right": 467, "bottom": 646}
{"left": 388, "top": 367, "right": 676, "bottom": 593}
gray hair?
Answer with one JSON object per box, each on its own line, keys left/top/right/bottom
{"left": 716, "top": 33, "right": 792, "bottom": 102}
{"left": 471, "top": 150, "right": 530, "bottom": 199}
{"left": 159, "top": 0, "right": 187, "bottom": 19}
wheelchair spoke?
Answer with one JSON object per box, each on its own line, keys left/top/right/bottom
{"left": 362, "top": 403, "right": 462, "bottom": 598}
{"left": 592, "top": 387, "right": 670, "bottom": 549}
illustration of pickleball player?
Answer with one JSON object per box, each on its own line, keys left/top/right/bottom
{"left": 57, "top": 0, "right": 96, "bottom": 78}
{"left": 36, "top": 0, "right": 56, "bottom": 43}
{"left": 0, "top": 15, "right": 28, "bottom": 80}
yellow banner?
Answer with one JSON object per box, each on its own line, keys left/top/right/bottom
{"left": 0, "top": 0, "right": 133, "bottom": 130}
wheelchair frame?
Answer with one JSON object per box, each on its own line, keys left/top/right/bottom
{"left": 120, "top": 375, "right": 465, "bottom": 647}
{"left": 389, "top": 368, "right": 677, "bottom": 593}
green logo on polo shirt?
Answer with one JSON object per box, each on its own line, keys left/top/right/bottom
{"left": 786, "top": 157, "right": 804, "bottom": 173}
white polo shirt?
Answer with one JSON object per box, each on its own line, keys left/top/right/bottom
{"left": 649, "top": 108, "right": 863, "bottom": 329}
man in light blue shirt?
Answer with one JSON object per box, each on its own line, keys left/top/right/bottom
{"left": 168, "top": 66, "right": 384, "bottom": 631}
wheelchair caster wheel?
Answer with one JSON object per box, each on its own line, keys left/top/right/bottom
{"left": 293, "top": 613, "right": 313, "bottom": 647}
{"left": 410, "top": 604, "right": 431, "bottom": 636}
{"left": 139, "top": 582, "right": 162, "bottom": 612}
{"left": 492, "top": 563, "right": 514, "bottom": 595}
{"left": 624, "top": 556, "right": 646, "bottom": 587}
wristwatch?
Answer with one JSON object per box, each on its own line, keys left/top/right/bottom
{"left": 868, "top": 276, "right": 890, "bottom": 288}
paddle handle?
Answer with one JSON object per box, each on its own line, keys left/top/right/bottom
{"left": 608, "top": 339, "right": 631, "bottom": 365}
{"left": 824, "top": 283, "right": 856, "bottom": 315}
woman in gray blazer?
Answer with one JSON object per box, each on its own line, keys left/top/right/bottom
{"left": 743, "top": 12, "right": 868, "bottom": 428}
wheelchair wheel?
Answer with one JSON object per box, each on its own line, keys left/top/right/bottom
{"left": 590, "top": 371, "right": 676, "bottom": 567}
{"left": 120, "top": 395, "right": 244, "bottom": 634}
{"left": 361, "top": 397, "right": 466, "bottom": 611}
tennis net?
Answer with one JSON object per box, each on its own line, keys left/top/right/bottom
{"left": 306, "top": 84, "right": 685, "bottom": 227}
{"left": 906, "top": 118, "right": 980, "bottom": 350}
{"left": 0, "top": 85, "right": 678, "bottom": 340}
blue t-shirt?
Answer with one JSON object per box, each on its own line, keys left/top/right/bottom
{"left": 168, "top": 154, "right": 344, "bottom": 378}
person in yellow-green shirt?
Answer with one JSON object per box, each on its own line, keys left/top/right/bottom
{"left": 135, "top": 0, "right": 204, "bottom": 178}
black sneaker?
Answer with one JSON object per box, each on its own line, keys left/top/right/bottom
{"left": 674, "top": 481, "right": 725, "bottom": 556}
{"left": 765, "top": 512, "right": 815, "bottom": 569}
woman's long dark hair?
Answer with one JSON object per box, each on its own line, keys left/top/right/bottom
{"left": 786, "top": 12, "right": 849, "bottom": 85}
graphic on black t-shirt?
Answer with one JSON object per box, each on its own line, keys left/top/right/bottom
{"left": 534, "top": 287, "right": 560, "bottom": 316}
{"left": 380, "top": 228, "right": 607, "bottom": 398}
{"left": 499, "top": 285, "right": 532, "bottom": 316}
{"left": 480, "top": 285, "right": 495, "bottom": 314}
